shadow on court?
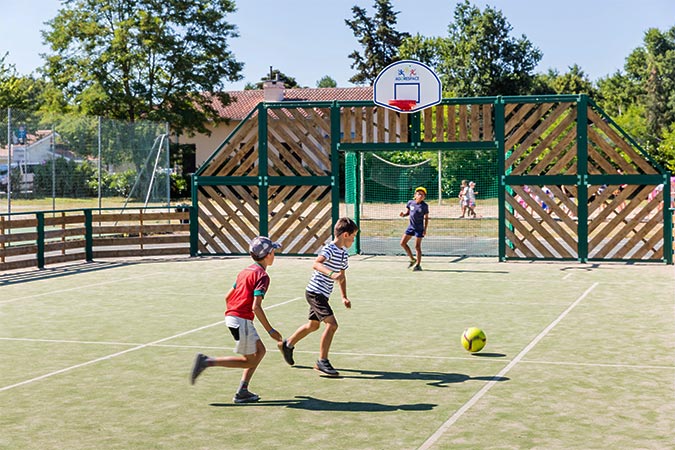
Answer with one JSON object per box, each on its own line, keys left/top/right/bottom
{"left": 211, "top": 395, "right": 437, "bottom": 411}
{"left": 0, "top": 256, "right": 200, "bottom": 286}
{"left": 292, "top": 365, "right": 509, "bottom": 387}
{"left": 0, "top": 261, "right": 135, "bottom": 286}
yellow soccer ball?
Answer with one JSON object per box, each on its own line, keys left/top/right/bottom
{"left": 461, "top": 327, "right": 487, "bottom": 353}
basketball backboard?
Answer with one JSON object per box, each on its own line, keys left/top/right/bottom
{"left": 373, "top": 60, "right": 442, "bottom": 113}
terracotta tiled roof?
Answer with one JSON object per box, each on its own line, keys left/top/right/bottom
{"left": 211, "top": 86, "right": 374, "bottom": 120}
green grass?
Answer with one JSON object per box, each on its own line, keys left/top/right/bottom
{"left": 1, "top": 256, "right": 674, "bottom": 449}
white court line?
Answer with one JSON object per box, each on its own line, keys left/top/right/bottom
{"left": 0, "top": 296, "right": 302, "bottom": 393}
{"left": 417, "top": 282, "right": 599, "bottom": 450}
{"left": 3, "top": 337, "right": 672, "bottom": 372}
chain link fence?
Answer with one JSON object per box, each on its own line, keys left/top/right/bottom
{"left": 0, "top": 108, "right": 173, "bottom": 214}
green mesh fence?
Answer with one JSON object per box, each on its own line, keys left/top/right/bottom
{"left": 1, "top": 108, "right": 170, "bottom": 213}
{"left": 345, "top": 150, "right": 499, "bottom": 257}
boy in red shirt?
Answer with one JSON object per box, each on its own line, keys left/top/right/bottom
{"left": 190, "top": 236, "right": 283, "bottom": 403}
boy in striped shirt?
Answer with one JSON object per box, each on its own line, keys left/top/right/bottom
{"left": 279, "top": 217, "right": 358, "bottom": 377}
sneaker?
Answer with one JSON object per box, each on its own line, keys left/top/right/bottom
{"left": 314, "top": 359, "right": 339, "bottom": 377}
{"left": 412, "top": 265, "right": 422, "bottom": 271}
{"left": 233, "top": 390, "right": 260, "bottom": 404}
{"left": 190, "top": 353, "right": 209, "bottom": 385}
{"left": 279, "top": 339, "right": 295, "bottom": 366}
{"left": 407, "top": 259, "right": 416, "bottom": 268}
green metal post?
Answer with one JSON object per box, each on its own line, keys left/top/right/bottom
{"left": 330, "top": 102, "right": 342, "bottom": 242}
{"left": 409, "top": 111, "right": 421, "bottom": 146}
{"left": 576, "top": 95, "right": 589, "bottom": 263}
{"left": 664, "top": 174, "right": 673, "bottom": 264}
{"left": 85, "top": 209, "right": 93, "bottom": 261}
{"left": 494, "top": 98, "right": 506, "bottom": 261}
{"left": 258, "top": 104, "right": 269, "bottom": 236}
{"left": 190, "top": 173, "right": 198, "bottom": 256}
{"left": 36, "top": 212, "right": 44, "bottom": 269}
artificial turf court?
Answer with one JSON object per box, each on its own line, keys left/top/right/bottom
{"left": 1, "top": 255, "right": 674, "bottom": 449}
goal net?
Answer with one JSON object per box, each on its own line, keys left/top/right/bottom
{"left": 344, "top": 150, "right": 499, "bottom": 257}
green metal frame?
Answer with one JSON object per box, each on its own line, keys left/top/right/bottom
{"left": 191, "top": 94, "right": 672, "bottom": 263}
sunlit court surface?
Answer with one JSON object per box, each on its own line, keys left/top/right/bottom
{"left": 1, "top": 255, "right": 674, "bottom": 449}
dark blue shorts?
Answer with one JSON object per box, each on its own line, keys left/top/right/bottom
{"left": 405, "top": 225, "right": 425, "bottom": 238}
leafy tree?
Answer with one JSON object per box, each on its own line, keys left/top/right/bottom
{"left": 397, "top": 34, "right": 445, "bottom": 70}
{"left": 345, "top": 0, "right": 410, "bottom": 85}
{"left": 532, "top": 65, "right": 597, "bottom": 96}
{"left": 597, "top": 26, "right": 675, "bottom": 169}
{"left": 596, "top": 71, "right": 641, "bottom": 117}
{"left": 42, "top": 0, "right": 243, "bottom": 136}
{"left": 316, "top": 76, "right": 337, "bottom": 88}
{"left": 244, "top": 68, "right": 299, "bottom": 90}
{"left": 0, "top": 54, "right": 46, "bottom": 111}
{"left": 401, "top": 1, "right": 541, "bottom": 96}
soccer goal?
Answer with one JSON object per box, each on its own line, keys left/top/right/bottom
{"left": 344, "top": 150, "right": 499, "bottom": 257}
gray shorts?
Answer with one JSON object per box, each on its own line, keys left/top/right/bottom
{"left": 306, "top": 291, "right": 334, "bottom": 322}
{"left": 225, "top": 315, "right": 260, "bottom": 355}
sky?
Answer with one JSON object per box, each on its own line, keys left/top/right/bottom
{"left": 2, "top": 0, "right": 675, "bottom": 91}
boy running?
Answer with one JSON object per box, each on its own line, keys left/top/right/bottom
{"left": 279, "top": 217, "right": 358, "bottom": 377}
{"left": 190, "top": 236, "right": 283, "bottom": 403}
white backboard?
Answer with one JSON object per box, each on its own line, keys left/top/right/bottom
{"left": 373, "top": 60, "right": 442, "bottom": 113}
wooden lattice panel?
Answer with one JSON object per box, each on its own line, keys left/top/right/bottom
{"left": 197, "top": 185, "right": 260, "bottom": 254}
{"left": 587, "top": 184, "right": 664, "bottom": 260}
{"left": 201, "top": 112, "right": 259, "bottom": 177}
{"left": 268, "top": 185, "right": 333, "bottom": 255}
{"left": 422, "top": 103, "right": 494, "bottom": 142}
{"left": 341, "top": 106, "right": 408, "bottom": 144}
{"left": 505, "top": 102, "right": 577, "bottom": 175}
{"left": 587, "top": 109, "right": 659, "bottom": 175}
{"left": 267, "top": 107, "right": 331, "bottom": 177}
{"left": 505, "top": 185, "right": 578, "bottom": 259}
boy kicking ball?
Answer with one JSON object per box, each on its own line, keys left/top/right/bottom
{"left": 190, "top": 236, "right": 283, "bottom": 403}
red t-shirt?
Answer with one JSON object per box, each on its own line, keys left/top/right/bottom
{"left": 225, "top": 263, "right": 270, "bottom": 320}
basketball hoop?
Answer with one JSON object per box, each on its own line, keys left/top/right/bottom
{"left": 388, "top": 99, "right": 417, "bottom": 111}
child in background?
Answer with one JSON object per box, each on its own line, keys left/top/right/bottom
{"left": 190, "top": 236, "right": 283, "bottom": 403}
{"left": 279, "top": 217, "right": 359, "bottom": 377}
{"left": 458, "top": 180, "right": 468, "bottom": 218}
{"left": 466, "top": 181, "right": 477, "bottom": 218}
{"left": 399, "top": 186, "right": 429, "bottom": 271}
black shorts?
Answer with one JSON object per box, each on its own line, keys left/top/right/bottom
{"left": 306, "top": 291, "right": 334, "bottom": 322}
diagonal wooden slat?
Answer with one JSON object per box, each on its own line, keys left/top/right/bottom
{"left": 200, "top": 186, "right": 257, "bottom": 249}
{"left": 509, "top": 186, "right": 577, "bottom": 257}
{"left": 271, "top": 186, "right": 329, "bottom": 239}
{"left": 267, "top": 134, "right": 312, "bottom": 176}
{"left": 587, "top": 109, "right": 658, "bottom": 174}
{"left": 284, "top": 199, "right": 332, "bottom": 253}
{"left": 505, "top": 103, "right": 556, "bottom": 153}
{"left": 202, "top": 118, "right": 258, "bottom": 176}
{"left": 505, "top": 102, "right": 537, "bottom": 136}
{"left": 588, "top": 127, "right": 634, "bottom": 173}
{"left": 512, "top": 106, "right": 576, "bottom": 175}
{"left": 504, "top": 205, "right": 556, "bottom": 258}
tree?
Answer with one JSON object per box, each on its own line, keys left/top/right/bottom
{"left": 531, "top": 65, "right": 597, "bottom": 96}
{"left": 42, "top": 0, "right": 243, "bottom": 136}
{"left": 345, "top": 0, "right": 410, "bottom": 85}
{"left": 316, "top": 76, "right": 337, "bottom": 88}
{"left": 0, "top": 54, "right": 45, "bottom": 111}
{"left": 597, "top": 26, "right": 675, "bottom": 169}
{"left": 401, "top": 1, "right": 542, "bottom": 97}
